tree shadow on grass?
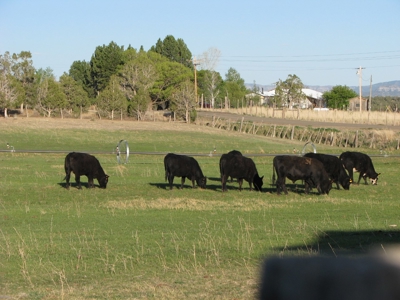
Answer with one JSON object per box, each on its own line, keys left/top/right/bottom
{"left": 277, "top": 230, "right": 400, "bottom": 257}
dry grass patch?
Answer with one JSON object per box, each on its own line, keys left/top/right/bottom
{"left": 103, "top": 197, "right": 293, "bottom": 211}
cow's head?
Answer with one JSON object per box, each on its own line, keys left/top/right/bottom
{"left": 197, "top": 177, "right": 207, "bottom": 189}
{"left": 370, "top": 173, "right": 380, "bottom": 185}
{"left": 253, "top": 175, "right": 264, "bottom": 192}
{"left": 321, "top": 179, "right": 333, "bottom": 195}
{"left": 341, "top": 177, "right": 351, "bottom": 190}
{"left": 99, "top": 174, "right": 109, "bottom": 188}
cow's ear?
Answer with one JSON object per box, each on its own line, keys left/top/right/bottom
{"left": 261, "top": 176, "right": 264, "bottom": 179}
{"left": 378, "top": 173, "right": 381, "bottom": 176}
{"left": 106, "top": 175, "right": 110, "bottom": 179}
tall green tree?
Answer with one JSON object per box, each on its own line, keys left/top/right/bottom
{"left": 11, "top": 51, "right": 35, "bottom": 110}
{"left": 119, "top": 52, "right": 157, "bottom": 119}
{"left": 1, "top": 51, "right": 35, "bottom": 113}
{"left": 274, "top": 74, "right": 305, "bottom": 108}
{"left": 323, "top": 85, "right": 358, "bottom": 109}
{"left": 37, "top": 77, "right": 66, "bottom": 117}
{"left": 149, "top": 52, "right": 193, "bottom": 109}
{"left": 97, "top": 75, "right": 126, "bottom": 120}
{"left": 60, "top": 73, "right": 90, "bottom": 119}
{"left": 90, "top": 41, "right": 124, "bottom": 95}
{"left": 223, "top": 68, "right": 247, "bottom": 108}
{"left": 150, "top": 35, "right": 192, "bottom": 68}
{"left": 69, "top": 60, "right": 93, "bottom": 99}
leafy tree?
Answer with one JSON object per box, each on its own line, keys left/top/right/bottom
{"left": 122, "top": 47, "right": 138, "bottom": 64}
{"left": 323, "top": 85, "right": 358, "bottom": 109}
{"left": 197, "top": 69, "right": 223, "bottom": 108}
{"left": 36, "top": 77, "right": 66, "bottom": 117}
{"left": 247, "top": 81, "right": 261, "bottom": 106}
{"left": 149, "top": 52, "right": 193, "bottom": 109}
{"left": 198, "top": 48, "right": 222, "bottom": 108}
{"left": 60, "top": 73, "right": 90, "bottom": 119}
{"left": 370, "top": 96, "right": 400, "bottom": 111}
{"left": 0, "top": 73, "right": 20, "bottom": 117}
{"left": 90, "top": 41, "right": 124, "bottom": 95}
{"left": 97, "top": 75, "right": 126, "bottom": 120}
{"left": 150, "top": 35, "right": 192, "bottom": 68}
{"left": 223, "top": 68, "right": 247, "bottom": 108}
{"left": 129, "top": 89, "right": 151, "bottom": 120}
{"left": 1, "top": 51, "right": 35, "bottom": 113}
{"left": 274, "top": 74, "right": 305, "bottom": 108}
{"left": 171, "top": 79, "right": 196, "bottom": 123}
{"left": 119, "top": 52, "right": 157, "bottom": 119}
{"left": 69, "top": 60, "right": 94, "bottom": 99}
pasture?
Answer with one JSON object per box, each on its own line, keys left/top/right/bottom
{"left": 1, "top": 118, "right": 400, "bottom": 299}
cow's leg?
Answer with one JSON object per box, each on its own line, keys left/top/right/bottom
{"left": 315, "top": 183, "right": 323, "bottom": 194}
{"left": 238, "top": 179, "right": 243, "bottom": 191}
{"left": 335, "top": 180, "right": 340, "bottom": 190}
{"left": 304, "top": 181, "right": 310, "bottom": 194}
{"left": 280, "top": 178, "right": 288, "bottom": 195}
{"left": 249, "top": 182, "right": 253, "bottom": 191}
{"left": 65, "top": 172, "right": 71, "bottom": 189}
{"left": 88, "top": 177, "right": 94, "bottom": 188}
{"left": 221, "top": 174, "right": 227, "bottom": 192}
{"left": 167, "top": 175, "right": 174, "bottom": 190}
{"left": 357, "top": 172, "right": 363, "bottom": 185}
{"left": 180, "top": 177, "right": 185, "bottom": 189}
{"left": 75, "top": 175, "right": 82, "bottom": 189}
{"left": 348, "top": 168, "right": 354, "bottom": 184}
{"left": 362, "top": 174, "right": 368, "bottom": 185}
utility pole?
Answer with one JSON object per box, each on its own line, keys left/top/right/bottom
{"left": 356, "top": 66, "right": 365, "bottom": 112}
{"left": 191, "top": 57, "right": 200, "bottom": 103}
{"left": 369, "top": 75, "right": 372, "bottom": 111}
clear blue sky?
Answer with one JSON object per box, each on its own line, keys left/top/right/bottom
{"left": 1, "top": 0, "right": 399, "bottom": 87}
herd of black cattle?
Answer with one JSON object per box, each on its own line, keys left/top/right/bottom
{"left": 63, "top": 150, "right": 380, "bottom": 195}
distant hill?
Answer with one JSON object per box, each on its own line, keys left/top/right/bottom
{"left": 250, "top": 80, "right": 400, "bottom": 97}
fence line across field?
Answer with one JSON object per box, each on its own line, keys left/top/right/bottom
{"left": 0, "top": 149, "right": 396, "bottom": 158}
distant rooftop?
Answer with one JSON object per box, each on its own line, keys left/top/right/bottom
{"left": 262, "top": 88, "right": 323, "bottom": 99}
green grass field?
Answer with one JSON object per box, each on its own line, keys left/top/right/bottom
{"left": 1, "top": 118, "right": 399, "bottom": 299}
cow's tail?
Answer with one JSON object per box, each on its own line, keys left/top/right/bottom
{"left": 272, "top": 163, "right": 276, "bottom": 186}
{"left": 64, "top": 153, "right": 71, "bottom": 179}
{"left": 164, "top": 161, "right": 168, "bottom": 182}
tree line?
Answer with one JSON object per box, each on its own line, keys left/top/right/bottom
{"left": 0, "top": 36, "right": 250, "bottom": 121}
{"left": 2, "top": 36, "right": 398, "bottom": 121}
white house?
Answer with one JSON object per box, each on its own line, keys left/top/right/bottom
{"left": 259, "top": 88, "right": 324, "bottom": 109}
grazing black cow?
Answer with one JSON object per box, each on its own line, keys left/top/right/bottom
{"left": 220, "top": 150, "right": 264, "bottom": 192}
{"left": 272, "top": 155, "right": 332, "bottom": 195}
{"left": 304, "top": 152, "right": 351, "bottom": 190}
{"left": 64, "top": 152, "right": 109, "bottom": 189}
{"left": 339, "top": 151, "right": 380, "bottom": 185}
{"left": 164, "top": 153, "right": 206, "bottom": 190}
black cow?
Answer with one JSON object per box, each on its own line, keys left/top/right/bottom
{"left": 339, "top": 151, "right": 380, "bottom": 185}
{"left": 272, "top": 155, "right": 332, "bottom": 195}
{"left": 220, "top": 150, "right": 264, "bottom": 192}
{"left": 164, "top": 153, "right": 207, "bottom": 190}
{"left": 304, "top": 152, "right": 351, "bottom": 190}
{"left": 64, "top": 152, "right": 109, "bottom": 189}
